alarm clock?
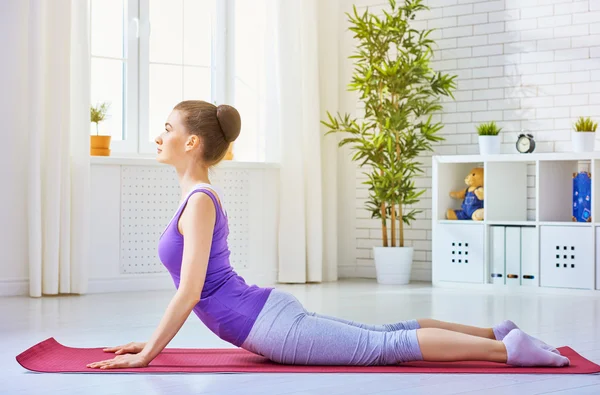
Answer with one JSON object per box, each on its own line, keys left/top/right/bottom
{"left": 516, "top": 133, "right": 535, "bottom": 153}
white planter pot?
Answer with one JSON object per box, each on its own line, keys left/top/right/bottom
{"left": 572, "top": 131, "right": 596, "bottom": 153}
{"left": 373, "top": 246, "right": 413, "bottom": 285}
{"left": 478, "top": 135, "right": 501, "bottom": 155}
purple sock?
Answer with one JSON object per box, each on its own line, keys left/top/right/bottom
{"left": 502, "top": 329, "right": 570, "bottom": 367}
{"left": 492, "top": 319, "right": 519, "bottom": 340}
{"left": 493, "top": 320, "right": 560, "bottom": 355}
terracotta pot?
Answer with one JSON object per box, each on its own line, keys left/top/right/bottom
{"left": 224, "top": 143, "right": 234, "bottom": 160}
{"left": 91, "top": 135, "right": 111, "bottom": 156}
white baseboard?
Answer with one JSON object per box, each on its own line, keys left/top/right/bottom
{"left": 338, "top": 265, "right": 377, "bottom": 279}
{"left": 338, "top": 265, "right": 355, "bottom": 278}
{"left": 355, "top": 266, "right": 376, "bottom": 278}
{"left": 87, "top": 270, "right": 279, "bottom": 294}
{"left": 0, "top": 275, "right": 175, "bottom": 297}
{"left": 410, "top": 269, "right": 432, "bottom": 283}
{"left": 1, "top": 270, "right": 278, "bottom": 297}
{"left": 87, "top": 274, "right": 174, "bottom": 294}
{"left": 0, "top": 278, "right": 28, "bottom": 296}
{"left": 338, "top": 265, "right": 433, "bottom": 283}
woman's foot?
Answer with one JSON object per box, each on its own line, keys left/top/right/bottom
{"left": 502, "top": 329, "right": 570, "bottom": 367}
{"left": 493, "top": 320, "right": 560, "bottom": 355}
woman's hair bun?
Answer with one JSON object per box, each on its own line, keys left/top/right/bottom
{"left": 216, "top": 105, "right": 241, "bottom": 143}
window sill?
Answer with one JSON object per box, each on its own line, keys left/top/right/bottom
{"left": 90, "top": 155, "right": 280, "bottom": 169}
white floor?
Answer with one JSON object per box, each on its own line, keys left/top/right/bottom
{"left": 3, "top": 279, "right": 600, "bottom": 395}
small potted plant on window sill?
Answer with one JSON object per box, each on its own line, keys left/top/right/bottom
{"left": 477, "top": 121, "right": 501, "bottom": 155}
{"left": 572, "top": 116, "right": 597, "bottom": 153}
{"left": 224, "top": 143, "right": 234, "bottom": 160}
{"left": 90, "top": 102, "right": 111, "bottom": 156}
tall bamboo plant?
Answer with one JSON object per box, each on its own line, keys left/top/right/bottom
{"left": 322, "top": 0, "right": 456, "bottom": 248}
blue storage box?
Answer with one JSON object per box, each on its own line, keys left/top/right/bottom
{"left": 573, "top": 171, "right": 591, "bottom": 222}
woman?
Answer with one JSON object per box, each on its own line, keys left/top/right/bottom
{"left": 87, "top": 101, "right": 569, "bottom": 370}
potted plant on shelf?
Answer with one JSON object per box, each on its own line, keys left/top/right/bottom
{"left": 322, "top": 0, "right": 456, "bottom": 285}
{"left": 476, "top": 121, "right": 501, "bottom": 155}
{"left": 90, "top": 102, "right": 111, "bottom": 156}
{"left": 572, "top": 116, "right": 597, "bottom": 153}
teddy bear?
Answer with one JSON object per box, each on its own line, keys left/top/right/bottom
{"left": 446, "top": 167, "right": 484, "bottom": 221}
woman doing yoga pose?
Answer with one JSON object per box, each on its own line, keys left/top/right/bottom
{"left": 87, "top": 101, "right": 569, "bottom": 370}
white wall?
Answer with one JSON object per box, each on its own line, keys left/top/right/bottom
{"left": 0, "top": 1, "right": 31, "bottom": 294}
{"left": 338, "top": 0, "right": 600, "bottom": 282}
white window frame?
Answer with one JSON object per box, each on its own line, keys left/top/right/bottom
{"left": 90, "top": 0, "right": 139, "bottom": 155}
{"left": 94, "top": 0, "right": 236, "bottom": 156}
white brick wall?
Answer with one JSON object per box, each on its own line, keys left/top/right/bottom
{"left": 339, "top": 0, "right": 600, "bottom": 282}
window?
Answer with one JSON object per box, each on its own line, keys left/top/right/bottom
{"left": 90, "top": 0, "right": 128, "bottom": 145}
{"left": 90, "top": 0, "right": 269, "bottom": 161}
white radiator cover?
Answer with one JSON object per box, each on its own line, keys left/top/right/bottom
{"left": 119, "top": 166, "right": 252, "bottom": 274}
{"left": 89, "top": 160, "right": 279, "bottom": 294}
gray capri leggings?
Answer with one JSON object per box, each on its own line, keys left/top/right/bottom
{"left": 240, "top": 289, "right": 423, "bottom": 365}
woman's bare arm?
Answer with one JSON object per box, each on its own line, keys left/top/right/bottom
{"left": 138, "top": 192, "right": 216, "bottom": 364}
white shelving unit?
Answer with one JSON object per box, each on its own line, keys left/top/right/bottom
{"left": 432, "top": 152, "right": 600, "bottom": 294}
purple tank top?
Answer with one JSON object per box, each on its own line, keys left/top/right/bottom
{"left": 157, "top": 186, "right": 273, "bottom": 347}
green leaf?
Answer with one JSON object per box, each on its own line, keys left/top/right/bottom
{"left": 321, "top": 0, "right": 456, "bottom": 244}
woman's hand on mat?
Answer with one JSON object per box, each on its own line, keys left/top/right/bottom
{"left": 87, "top": 353, "right": 149, "bottom": 370}
{"left": 103, "top": 342, "right": 146, "bottom": 355}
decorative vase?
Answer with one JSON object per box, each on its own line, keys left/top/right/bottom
{"left": 90, "top": 135, "right": 111, "bottom": 156}
{"left": 373, "top": 246, "right": 413, "bottom": 285}
{"left": 571, "top": 131, "right": 595, "bottom": 153}
{"left": 478, "top": 135, "right": 500, "bottom": 155}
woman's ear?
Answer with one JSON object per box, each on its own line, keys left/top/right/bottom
{"left": 185, "top": 135, "right": 201, "bottom": 152}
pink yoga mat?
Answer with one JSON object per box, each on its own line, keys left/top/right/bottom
{"left": 16, "top": 337, "right": 600, "bottom": 374}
